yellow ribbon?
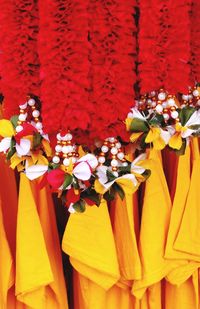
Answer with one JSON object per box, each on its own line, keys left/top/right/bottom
{"left": 145, "top": 127, "right": 166, "bottom": 150}
{"left": 42, "top": 139, "right": 52, "bottom": 157}
{"left": 169, "top": 123, "right": 187, "bottom": 150}
{"left": 94, "top": 176, "right": 140, "bottom": 196}
{"left": 10, "top": 152, "right": 48, "bottom": 170}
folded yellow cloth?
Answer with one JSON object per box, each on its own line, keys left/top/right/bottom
{"left": 165, "top": 139, "right": 200, "bottom": 287}
{"left": 0, "top": 201, "right": 14, "bottom": 309}
{"left": 132, "top": 149, "right": 175, "bottom": 298}
{"left": 16, "top": 173, "right": 53, "bottom": 309}
{"left": 164, "top": 271, "right": 199, "bottom": 309}
{"left": 62, "top": 200, "right": 120, "bottom": 289}
{"left": 31, "top": 181, "right": 68, "bottom": 309}
{"left": 174, "top": 138, "right": 200, "bottom": 259}
{"left": 110, "top": 192, "right": 141, "bottom": 282}
{"left": 62, "top": 200, "right": 120, "bottom": 309}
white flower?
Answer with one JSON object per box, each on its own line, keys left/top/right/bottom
{"left": 25, "top": 160, "right": 48, "bottom": 180}
{"left": 129, "top": 107, "right": 147, "bottom": 120}
{"left": 0, "top": 137, "right": 12, "bottom": 153}
{"left": 73, "top": 154, "right": 98, "bottom": 181}
{"left": 131, "top": 153, "right": 146, "bottom": 176}
{"left": 15, "top": 138, "right": 31, "bottom": 156}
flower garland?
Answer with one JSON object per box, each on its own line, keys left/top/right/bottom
{"left": 126, "top": 85, "right": 200, "bottom": 155}
{"left": 0, "top": 97, "right": 51, "bottom": 179}
{"left": 0, "top": 0, "right": 40, "bottom": 117}
{"left": 2, "top": 84, "right": 200, "bottom": 213}
{"left": 38, "top": 0, "right": 93, "bottom": 144}
{"left": 88, "top": 0, "right": 137, "bottom": 142}
{"left": 45, "top": 134, "right": 149, "bottom": 213}
{"left": 190, "top": 0, "right": 200, "bottom": 83}
{"left": 138, "top": 0, "right": 191, "bottom": 94}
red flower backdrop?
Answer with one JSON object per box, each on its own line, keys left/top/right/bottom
{"left": 190, "top": 0, "right": 200, "bottom": 83}
{"left": 88, "top": 0, "right": 137, "bottom": 142}
{"left": 38, "top": 0, "right": 92, "bottom": 142}
{"left": 0, "top": 0, "right": 40, "bottom": 117}
{"left": 138, "top": 0, "right": 191, "bottom": 94}
{"left": 0, "top": 0, "right": 199, "bottom": 144}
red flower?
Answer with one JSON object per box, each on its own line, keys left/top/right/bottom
{"left": 66, "top": 188, "right": 80, "bottom": 206}
{"left": 83, "top": 197, "right": 95, "bottom": 206}
{"left": 15, "top": 123, "right": 37, "bottom": 143}
{"left": 47, "top": 169, "right": 65, "bottom": 189}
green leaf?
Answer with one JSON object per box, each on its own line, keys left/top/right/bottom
{"left": 149, "top": 113, "right": 165, "bottom": 127}
{"left": 106, "top": 169, "right": 117, "bottom": 182}
{"left": 140, "top": 132, "right": 148, "bottom": 149}
{"left": 48, "top": 163, "right": 60, "bottom": 171}
{"left": 174, "top": 138, "right": 186, "bottom": 156}
{"left": 33, "top": 132, "right": 42, "bottom": 149}
{"left": 73, "top": 176, "right": 80, "bottom": 190}
{"left": 82, "top": 189, "right": 101, "bottom": 206}
{"left": 118, "top": 164, "right": 131, "bottom": 175}
{"left": 6, "top": 137, "right": 16, "bottom": 160}
{"left": 10, "top": 115, "right": 19, "bottom": 128}
{"left": 179, "top": 107, "right": 196, "bottom": 126}
{"left": 113, "top": 183, "right": 125, "bottom": 200}
{"left": 129, "top": 118, "right": 149, "bottom": 133}
{"left": 188, "top": 124, "right": 200, "bottom": 131}
{"left": 73, "top": 199, "right": 86, "bottom": 213}
{"left": 142, "top": 169, "right": 151, "bottom": 180}
{"left": 62, "top": 173, "right": 73, "bottom": 190}
{"left": 103, "top": 189, "right": 115, "bottom": 202}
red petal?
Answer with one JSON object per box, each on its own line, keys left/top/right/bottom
{"left": 66, "top": 188, "right": 80, "bottom": 205}
{"left": 46, "top": 169, "right": 65, "bottom": 189}
{"left": 84, "top": 198, "right": 95, "bottom": 206}
{"left": 83, "top": 180, "right": 91, "bottom": 188}
{"left": 15, "top": 123, "right": 37, "bottom": 143}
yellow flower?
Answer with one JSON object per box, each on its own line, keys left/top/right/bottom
{"left": 130, "top": 132, "right": 143, "bottom": 143}
{"left": 169, "top": 123, "right": 187, "bottom": 150}
{"left": 125, "top": 118, "right": 133, "bottom": 131}
{"left": 42, "top": 139, "right": 52, "bottom": 157}
{"left": 145, "top": 127, "right": 166, "bottom": 150}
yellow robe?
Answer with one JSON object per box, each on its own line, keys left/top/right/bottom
{"left": 0, "top": 201, "right": 14, "bottom": 309}
{"left": 16, "top": 173, "right": 54, "bottom": 308}
{"left": 132, "top": 149, "right": 175, "bottom": 299}
{"left": 174, "top": 138, "right": 200, "bottom": 259}
{"left": 62, "top": 200, "right": 120, "bottom": 309}
{"left": 31, "top": 181, "right": 69, "bottom": 309}
{"left": 166, "top": 140, "right": 200, "bottom": 285}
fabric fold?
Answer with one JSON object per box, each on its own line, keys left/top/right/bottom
{"left": 31, "top": 181, "right": 69, "bottom": 309}
{"left": 16, "top": 173, "right": 53, "bottom": 309}
{"left": 110, "top": 192, "right": 141, "bottom": 282}
{"left": 62, "top": 200, "right": 120, "bottom": 290}
{"left": 174, "top": 138, "right": 200, "bottom": 259}
{"left": 0, "top": 202, "right": 14, "bottom": 309}
{"left": 132, "top": 149, "right": 175, "bottom": 298}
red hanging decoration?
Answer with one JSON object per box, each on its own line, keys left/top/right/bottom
{"left": 138, "top": 0, "right": 191, "bottom": 94}
{"left": 190, "top": 0, "right": 200, "bottom": 83}
{"left": 88, "top": 0, "right": 137, "bottom": 142}
{"left": 0, "top": 0, "right": 40, "bottom": 117}
{"left": 38, "top": 0, "right": 93, "bottom": 144}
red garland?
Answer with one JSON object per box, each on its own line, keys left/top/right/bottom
{"left": 165, "top": 1, "right": 191, "bottom": 93}
{"left": 89, "top": 0, "right": 137, "bottom": 142}
{"left": 138, "top": 0, "right": 191, "bottom": 94}
{"left": 38, "top": 0, "right": 92, "bottom": 144}
{"left": 190, "top": 0, "right": 200, "bottom": 83}
{"left": 0, "top": 0, "right": 40, "bottom": 117}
